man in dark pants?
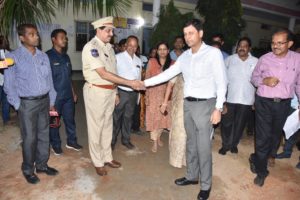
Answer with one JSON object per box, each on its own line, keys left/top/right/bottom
{"left": 4, "top": 24, "right": 58, "bottom": 184}
{"left": 250, "top": 29, "right": 300, "bottom": 186}
{"left": 112, "top": 36, "right": 142, "bottom": 150}
{"left": 46, "top": 29, "right": 82, "bottom": 155}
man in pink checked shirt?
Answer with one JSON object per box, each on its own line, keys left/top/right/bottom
{"left": 249, "top": 29, "right": 300, "bottom": 187}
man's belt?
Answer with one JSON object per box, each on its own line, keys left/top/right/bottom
{"left": 261, "top": 96, "right": 291, "bottom": 103}
{"left": 185, "top": 97, "right": 208, "bottom": 102}
{"left": 92, "top": 84, "right": 116, "bottom": 90}
{"left": 20, "top": 93, "right": 48, "bottom": 100}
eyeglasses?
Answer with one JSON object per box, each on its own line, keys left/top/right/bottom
{"left": 271, "top": 41, "right": 288, "bottom": 46}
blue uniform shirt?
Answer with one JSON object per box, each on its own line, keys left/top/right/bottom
{"left": 46, "top": 48, "right": 73, "bottom": 100}
{"left": 4, "top": 45, "right": 57, "bottom": 110}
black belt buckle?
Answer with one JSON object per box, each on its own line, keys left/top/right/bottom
{"left": 273, "top": 98, "right": 281, "bottom": 103}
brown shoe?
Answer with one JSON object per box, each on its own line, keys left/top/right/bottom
{"left": 268, "top": 157, "right": 275, "bottom": 167}
{"left": 95, "top": 167, "right": 107, "bottom": 176}
{"left": 104, "top": 160, "right": 122, "bottom": 168}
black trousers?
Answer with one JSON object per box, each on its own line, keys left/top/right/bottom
{"left": 19, "top": 96, "right": 50, "bottom": 175}
{"left": 112, "top": 89, "right": 137, "bottom": 145}
{"left": 221, "top": 103, "right": 252, "bottom": 149}
{"left": 253, "top": 95, "right": 290, "bottom": 177}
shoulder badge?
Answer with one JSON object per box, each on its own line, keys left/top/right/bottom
{"left": 91, "top": 49, "right": 99, "bottom": 57}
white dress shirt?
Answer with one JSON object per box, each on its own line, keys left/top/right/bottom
{"left": 225, "top": 53, "right": 258, "bottom": 105}
{"left": 116, "top": 51, "right": 142, "bottom": 91}
{"left": 144, "top": 42, "right": 227, "bottom": 110}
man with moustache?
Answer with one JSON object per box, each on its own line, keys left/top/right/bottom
{"left": 4, "top": 24, "right": 58, "bottom": 184}
{"left": 170, "top": 36, "right": 185, "bottom": 61}
{"left": 111, "top": 35, "right": 142, "bottom": 150}
{"left": 219, "top": 37, "right": 258, "bottom": 155}
{"left": 143, "top": 19, "right": 227, "bottom": 200}
{"left": 82, "top": 16, "right": 144, "bottom": 176}
{"left": 46, "top": 29, "right": 82, "bottom": 155}
{"left": 250, "top": 29, "right": 300, "bottom": 186}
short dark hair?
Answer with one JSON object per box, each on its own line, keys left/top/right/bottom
{"left": 212, "top": 33, "right": 224, "bottom": 41}
{"left": 237, "top": 37, "right": 252, "bottom": 47}
{"left": 184, "top": 19, "right": 203, "bottom": 31}
{"left": 273, "top": 28, "right": 294, "bottom": 41}
{"left": 126, "top": 35, "right": 139, "bottom": 43}
{"left": 17, "top": 24, "right": 37, "bottom": 36}
{"left": 118, "top": 38, "right": 127, "bottom": 46}
{"left": 51, "top": 29, "right": 67, "bottom": 38}
{"left": 174, "top": 36, "right": 184, "bottom": 42}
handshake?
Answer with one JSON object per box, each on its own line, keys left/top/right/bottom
{"left": 130, "top": 80, "right": 146, "bottom": 91}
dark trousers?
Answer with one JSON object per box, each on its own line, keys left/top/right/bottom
{"left": 253, "top": 95, "right": 290, "bottom": 177}
{"left": 19, "top": 96, "right": 50, "bottom": 175}
{"left": 112, "top": 89, "right": 137, "bottom": 145}
{"left": 0, "top": 85, "right": 10, "bottom": 123}
{"left": 50, "top": 97, "right": 77, "bottom": 148}
{"left": 131, "top": 103, "right": 141, "bottom": 131}
{"left": 246, "top": 109, "right": 255, "bottom": 134}
{"left": 221, "top": 103, "right": 252, "bottom": 149}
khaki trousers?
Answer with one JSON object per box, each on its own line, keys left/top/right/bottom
{"left": 83, "top": 83, "right": 116, "bottom": 167}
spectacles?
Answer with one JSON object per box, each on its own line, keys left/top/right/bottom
{"left": 271, "top": 41, "right": 288, "bottom": 46}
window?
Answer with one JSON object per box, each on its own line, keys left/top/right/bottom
{"left": 142, "top": 3, "right": 153, "bottom": 11}
{"left": 75, "top": 21, "right": 95, "bottom": 51}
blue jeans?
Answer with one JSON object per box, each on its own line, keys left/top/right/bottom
{"left": 50, "top": 97, "right": 77, "bottom": 148}
{"left": 0, "top": 85, "right": 10, "bottom": 123}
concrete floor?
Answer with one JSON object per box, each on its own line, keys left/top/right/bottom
{"left": 0, "top": 80, "right": 300, "bottom": 200}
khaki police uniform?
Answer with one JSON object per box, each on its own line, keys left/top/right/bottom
{"left": 82, "top": 35, "right": 117, "bottom": 167}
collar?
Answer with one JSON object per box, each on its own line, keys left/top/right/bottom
{"left": 124, "top": 51, "right": 137, "bottom": 61}
{"left": 20, "top": 45, "right": 41, "bottom": 56}
{"left": 94, "top": 36, "right": 111, "bottom": 48}
{"left": 187, "top": 42, "right": 207, "bottom": 55}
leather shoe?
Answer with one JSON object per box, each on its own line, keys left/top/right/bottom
{"left": 95, "top": 167, "right": 107, "bottom": 176}
{"left": 249, "top": 154, "right": 257, "bottom": 174}
{"left": 218, "top": 147, "right": 229, "bottom": 155}
{"left": 23, "top": 173, "right": 40, "bottom": 184}
{"left": 254, "top": 175, "right": 266, "bottom": 187}
{"left": 105, "top": 160, "right": 122, "bottom": 168}
{"left": 230, "top": 147, "right": 238, "bottom": 153}
{"left": 175, "top": 177, "right": 198, "bottom": 186}
{"left": 36, "top": 166, "right": 59, "bottom": 176}
{"left": 197, "top": 188, "right": 211, "bottom": 200}
{"left": 276, "top": 152, "right": 291, "bottom": 159}
{"left": 122, "top": 142, "right": 135, "bottom": 149}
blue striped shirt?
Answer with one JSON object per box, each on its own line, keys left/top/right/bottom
{"left": 4, "top": 45, "right": 56, "bottom": 110}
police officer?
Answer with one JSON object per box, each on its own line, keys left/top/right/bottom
{"left": 82, "top": 16, "right": 144, "bottom": 176}
{"left": 46, "top": 29, "right": 82, "bottom": 155}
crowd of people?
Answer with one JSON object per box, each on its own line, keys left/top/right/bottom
{"left": 0, "top": 16, "right": 300, "bottom": 200}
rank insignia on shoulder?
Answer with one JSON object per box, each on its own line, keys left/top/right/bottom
{"left": 91, "top": 49, "right": 99, "bottom": 57}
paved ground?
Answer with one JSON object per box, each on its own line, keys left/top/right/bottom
{"left": 0, "top": 80, "right": 300, "bottom": 200}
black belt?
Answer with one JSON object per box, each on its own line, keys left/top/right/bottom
{"left": 185, "top": 97, "right": 208, "bottom": 102}
{"left": 118, "top": 88, "right": 137, "bottom": 93}
{"left": 20, "top": 93, "right": 48, "bottom": 100}
{"left": 260, "top": 96, "right": 291, "bottom": 103}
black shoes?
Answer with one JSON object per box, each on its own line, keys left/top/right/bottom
{"left": 52, "top": 147, "right": 63, "bottom": 156}
{"left": 36, "top": 166, "right": 59, "bottom": 176}
{"left": 249, "top": 154, "right": 257, "bottom": 174}
{"left": 197, "top": 188, "right": 211, "bottom": 200}
{"left": 122, "top": 142, "right": 135, "bottom": 149}
{"left": 218, "top": 147, "right": 229, "bottom": 155}
{"left": 276, "top": 152, "right": 291, "bottom": 159}
{"left": 23, "top": 173, "right": 40, "bottom": 184}
{"left": 66, "top": 143, "right": 83, "bottom": 151}
{"left": 254, "top": 175, "right": 266, "bottom": 187}
{"left": 175, "top": 177, "right": 198, "bottom": 186}
{"left": 230, "top": 147, "right": 238, "bottom": 154}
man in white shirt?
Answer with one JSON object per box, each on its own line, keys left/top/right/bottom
{"left": 143, "top": 19, "right": 227, "bottom": 200}
{"left": 219, "top": 37, "right": 258, "bottom": 155}
{"left": 111, "top": 36, "right": 142, "bottom": 150}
